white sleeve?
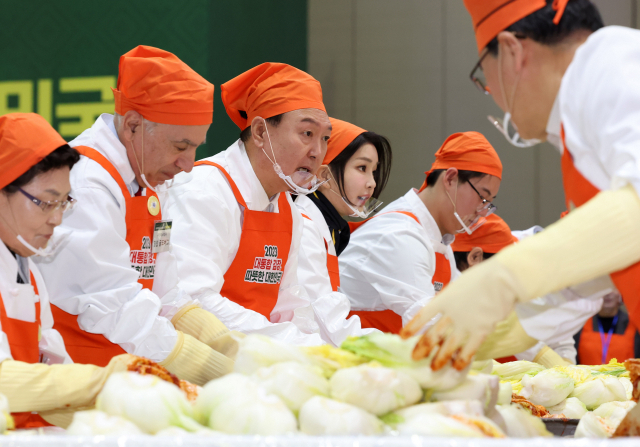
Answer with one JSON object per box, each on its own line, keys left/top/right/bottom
{"left": 35, "top": 181, "right": 177, "bottom": 363}
{"left": 296, "top": 211, "right": 375, "bottom": 346}
{"left": 165, "top": 172, "right": 323, "bottom": 346}
{"left": 561, "top": 26, "right": 640, "bottom": 195}
{"left": 339, "top": 216, "right": 437, "bottom": 325}
{"left": 516, "top": 287, "right": 606, "bottom": 348}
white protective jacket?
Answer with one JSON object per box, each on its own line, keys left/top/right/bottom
{"left": 0, "top": 242, "right": 71, "bottom": 364}
{"left": 164, "top": 140, "right": 356, "bottom": 346}
{"left": 295, "top": 194, "right": 376, "bottom": 342}
{"left": 339, "top": 189, "right": 460, "bottom": 325}
{"left": 35, "top": 114, "right": 191, "bottom": 362}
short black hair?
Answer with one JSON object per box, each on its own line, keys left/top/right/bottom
{"left": 239, "top": 113, "right": 284, "bottom": 143}
{"left": 328, "top": 132, "right": 393, "bottom": 204}
{"left": 425, "top": 169, "right": 486, "bottom": 188}
{"left": 453, "top": 250, "right": 495, "bottom": 272}
{"left": 486, "top": 0, "right": 603, "bottom": 55}
{"left": 3, "top": 144, "right": 80, "bottom": 194}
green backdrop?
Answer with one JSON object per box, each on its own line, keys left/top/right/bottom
{"left": 0, "top": 0, "right": 307, "bottom": 158}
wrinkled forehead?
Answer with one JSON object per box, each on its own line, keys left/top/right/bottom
{"left": 153, "top": 122, "right": 209, "bottom": 146}
{"left": 282, "top": 108, "right": 331, "bottom": 130}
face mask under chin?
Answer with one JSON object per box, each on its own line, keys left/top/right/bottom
{"left": 261, "top": 119, "right": 327, "bottom": 195}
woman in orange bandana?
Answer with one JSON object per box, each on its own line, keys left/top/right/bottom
{"left": 0, "top": 114, "right": 135, "bottom": 428}
{"left": 339, "top": 132, "right": 502, "bottom": 333}
{"left": 402, "top": 1, "right": 640, "bottom": 376}
{"left": 294, "top": 118, "right": 393, "bottom": 343}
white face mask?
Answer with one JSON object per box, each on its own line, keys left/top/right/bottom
{"left": 446, "top": 182, "right": 486, "bottom": 235}
{"left": 17, "top": 231, "right": 69, "bottom": 257}
{"left": 488, "top": 41, "right": 541, "bottom": 148}
{"left": 327, "top": 172, "right": 382, "bottom": 219}
{"left": 261, "top": 118, "right": 328, "bottom": 195}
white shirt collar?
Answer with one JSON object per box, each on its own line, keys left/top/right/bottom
{"left": 225, "top": 140, "right": 280, "bottom": 212}
{"left": 404, "top": 189, "right": 455, "bottom": 245}
{"left": 545, "top": 94, "right": 562, "bottom": 151}
{"left": 71, "top": 114, "right": 140, "bottom": 195}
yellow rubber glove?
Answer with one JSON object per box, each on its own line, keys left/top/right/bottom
{"left": 159, "top": 331, "right": 233, "bottom": 386}
{"left": 532, "top": 345, "right": 571, "bottom": 368}
{"left": 172, "top": 305, "right": 229, "bottom": 347}
{"left": 0, "top": 354, "right": 136, "bottom": 413}
{"left": 208, "top": 331, "right": 246, "bottom": 359}
{"left": 475, "top": 312, "right": 537, "bottom": 361}
{"left": 402, "top": 185, "right": 640, "bottom": 370}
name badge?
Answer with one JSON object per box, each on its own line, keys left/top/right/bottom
{"left": 152, "top": 220, "right": 172, "bottom": 253}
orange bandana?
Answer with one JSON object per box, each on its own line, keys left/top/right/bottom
{"left": 464, "top": 0, "right": 570, "bottom": 53}
{"left": 324, "top": 118, "right": 367, "bottom": 164}
{"left": 221, "top": 63, "right": 325, "bottom": 130}
{"left": 113, "top": 45, "right": 214, "bottom": 125}
{"left": 452, "top": 214, "right": 517, "bottom": 254}
{"left": 0, "top": 113, "right": 67, "bottom": 189}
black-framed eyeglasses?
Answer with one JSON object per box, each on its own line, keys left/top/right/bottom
{"left": 467, "top": 181, "right": 496, "bottom": 215}
{"left": 470, "top": 33, "right": 527, "bottom": 95}
{"left": 19, "top": 188, "right": 76, "bottom": 213}
{"left": 470, "top": 48, "right": 491, "bottom": 95}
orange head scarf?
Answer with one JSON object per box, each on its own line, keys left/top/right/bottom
{"left": 419, "top": 131, "right": 502, "bottom": 191}
{"left": 221, "top": 63, "right": 326, "bottom": 130}
{"left": 323, "top": 118, "right": 367, "bottom": 164}
{"left": 0, "top": 113, "right": 68, "bottom": 189}
{"left": 464, "top": 0, "right": 570, "bottom": 53}
{"left": 113, "top": 45, "right": 214, "bottom": 126}
{"left": 452, "top": 214, "right": 517, "bottom": 254}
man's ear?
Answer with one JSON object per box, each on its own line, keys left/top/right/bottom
{"left": 250, "top": 116, "right": 267, "bottom": 149}
{"left": 442, "top": 167, "right": 459, "bottom": 193}
{"left": 467, "top": 246, "right": 485, "bottom": 267}
{"left": 121, "top": 110, "right": 143, "bottom": 143}
{"left": 496, "top": 31, "right": 525, "bottom": 73}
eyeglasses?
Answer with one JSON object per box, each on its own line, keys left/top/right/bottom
{"left": 470, "top": 49, "right": 491, "bottom": 94}
{"left": 467, "top": 181, "right": 496, "bottom": 215}
{"left": 19, "top": 188, "right": 76, "bottom": 213}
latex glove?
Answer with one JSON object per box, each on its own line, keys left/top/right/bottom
{"left": 401, "top": 185, "right": 640, "bottom": 370}
{"left": 474, "top": 312, "right": 537, "bottom": 361}
{"left": 0, "top": 354, "right": 136, "bottom": 413}
{"left": 172, "top": 305, "right": 229, "bottom": 347}
{"left": 159, "top": 331, "right": 233, "bottom": 386}
{"left": 208, "top": 331, "right": 246, "bottom": 359}
{"left": 532, "top": 345, "right": 571, "bottom": 368}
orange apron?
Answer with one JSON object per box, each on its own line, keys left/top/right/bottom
{"left": 0, "top": 273, "right": 53, "bottom": 428}
{"left": 578, "top": 316, "right": 635, "bottom": 365}
{"left": 560, "top": 126, "right": 640, "bottom": 330}
{"left": 347, "top": 211, "right": 453, "bottom": 333}
{"left": 51, "top": 145, "right": 164, "bottom": 366}
{"left": 301, "top": 214, "right": 340, "bottom": 291}
{"left": 195, "top": 161, "right": 293, "bottom": 319}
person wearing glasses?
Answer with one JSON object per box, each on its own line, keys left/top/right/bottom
{"left": 402, "top": 1, "right": 640, "bottom": 374}
{"left": 34, "top": 46, "right": 235, "bottom": 387}
{"left": 0, "top": 113, "right": 138, "bottom": 429}
{"left": 338, "top": 132, "right": 501, "bottom": 333}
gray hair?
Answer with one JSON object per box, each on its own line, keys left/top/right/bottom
{"left": 113, "top": 113, "right": 157, "bottom": 135}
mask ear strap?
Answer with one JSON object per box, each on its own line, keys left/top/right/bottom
{"left": 261, "top": 118, "right": 278, "bottom": 166}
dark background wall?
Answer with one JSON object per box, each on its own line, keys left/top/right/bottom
{"left": 0, "top": 0, "right": 307, "bottom": 159}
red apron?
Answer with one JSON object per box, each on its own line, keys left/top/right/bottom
{"left": 195, "top": 161, "right": 293, "bottom": 319}
{"left": 1, "top": 273, "right": 53, "bottom": 428}
{"left": 578, "top": 316, "right": 635, "bottom": 365}
{"left": 51, "top": 145, "right": 163, "bottom": 366}
{"left": 560, "top": 126, "right": 640, "bottom": 330}
{"left": 347, "top": 211, "right": 453, "bottom": 333}
{"left": 301, "top": 214, "right": 340, "bottom": 292}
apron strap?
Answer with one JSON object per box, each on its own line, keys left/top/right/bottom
{"left": 195, "top": 160, "right": 248, "bottom": 208}
{"left": 74, "top": 146, "right": 132, "bottom": 207}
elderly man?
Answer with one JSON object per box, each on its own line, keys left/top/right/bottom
{"left": 36, "top": 46, "right": 234, "bottom": 386}
{"left": 165, "top": 63, "right": 365, "bottom": 345}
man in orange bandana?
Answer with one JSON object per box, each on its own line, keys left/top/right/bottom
{"left": 403, "top": 1, "right": 640, "bottom": 376}
{"left": 36, "top": 46, "right": 234, "bottom": 386}
{"left": 165, "top": 63, "right": 334, "bottom": 345}
{"left": 339, "top": 132, "right": 501, "bottom": 334}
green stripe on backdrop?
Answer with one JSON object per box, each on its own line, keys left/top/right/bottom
{"left": 0, "top": 0, "right": 307, "bottom": 159}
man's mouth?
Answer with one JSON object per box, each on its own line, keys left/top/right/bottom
{"left": 296, "top": 167, "right": 311, "bottom": 173}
